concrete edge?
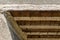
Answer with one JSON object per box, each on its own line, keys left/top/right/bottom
{"left": 0, "top": 4, "right": 60, "bottom": 11}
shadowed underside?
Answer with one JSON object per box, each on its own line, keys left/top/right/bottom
{"left": 8, "top": 11, "right": 60, "bottom": 40}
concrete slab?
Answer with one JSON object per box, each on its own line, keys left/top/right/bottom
{"left": 0, "top": 13, "right": 13, "bottom": 40}
{"left": 0, "top": 0, "right": 60, "bottom": 4}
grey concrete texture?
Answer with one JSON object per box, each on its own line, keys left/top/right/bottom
{"left": 0, "top": 14, "right": 13, "bottom": 40}
{"left": 0, "top": 0, "right": 60, "bottom": 4}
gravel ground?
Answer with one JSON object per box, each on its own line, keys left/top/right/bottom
{"left": 0, "top": 13, "right": 12, "bottom": 40}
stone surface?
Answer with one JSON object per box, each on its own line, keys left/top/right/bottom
{"left": 0, "top": 13, "right": 12, "bottom": 40}
{"left": 0, "top": 0, "right": 60, "bottom": 4}
{"left": 0, "top": 4, "right": 60, "bottom": 11}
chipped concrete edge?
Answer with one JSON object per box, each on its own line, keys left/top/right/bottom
{"left": 0, "top": 4, "right": 60, "bottom": 11}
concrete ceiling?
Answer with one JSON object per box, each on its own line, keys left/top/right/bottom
{"left": 0, "top": 0, "right": 60, "bottom": 5}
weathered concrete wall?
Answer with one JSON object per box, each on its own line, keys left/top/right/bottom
{"left": 0, "top": 0, "right": 60, "bottom": 4}
{"left": 0, "top": 13, "right": 13, "bottom": 40}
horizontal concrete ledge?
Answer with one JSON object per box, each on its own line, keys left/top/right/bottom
{"left": 14, "top": 17, "right": 60, "bottom": 21}
{"left": 20, "top": 25, "right": 60, "bottom": 29}
{"left": 1, "top": 4, "right": 60, "bottom": 11}
{"left": 26, "top": 32, "right": 60, "bottom": 35}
